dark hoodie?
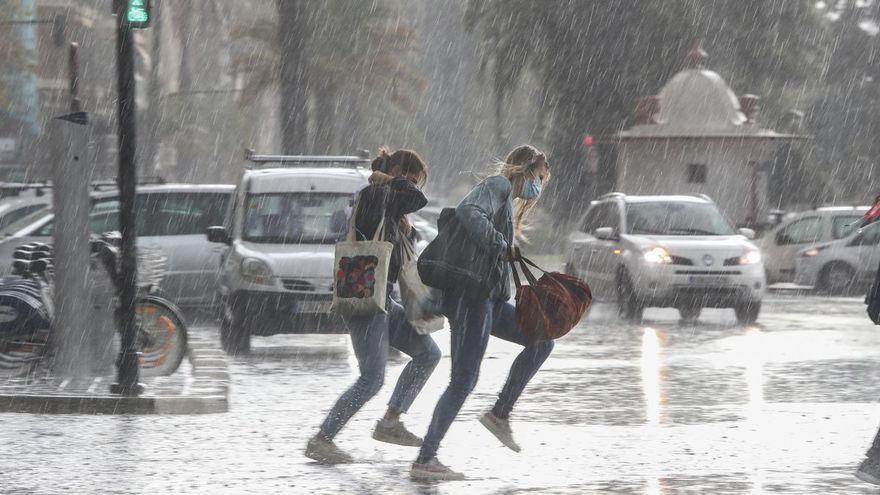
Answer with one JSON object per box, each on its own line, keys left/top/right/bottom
{"left": 353, "top": 176, "right": 427, "bottom": 283}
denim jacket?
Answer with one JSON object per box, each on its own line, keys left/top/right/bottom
{"left": 455, "top": 175, "right": 514, "bottom": 301}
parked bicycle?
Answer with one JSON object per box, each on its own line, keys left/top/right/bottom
{"left": 0, "top": 232, "right": 187, "bottom": 376}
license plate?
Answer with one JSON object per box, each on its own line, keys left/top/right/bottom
{"left": 295, "top": 301, "right": 332, "bottom": 314}
{"left": 687, "top": 275, "right": 730, "bottom": 286}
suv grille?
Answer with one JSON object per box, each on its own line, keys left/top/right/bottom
{"left": 670, "top": 255, "right": 693, "bottom": 266}
{"left": 282, "top": 279, "right": 314, "bottom": 291}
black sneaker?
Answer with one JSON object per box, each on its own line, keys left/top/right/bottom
{"left": 856, "top": 456, "right": 880, "bottom": 485}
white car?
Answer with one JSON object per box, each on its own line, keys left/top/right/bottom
{"left": 565, "top": 193, "right": 765, "bottom": 323}
{"left": 0, "top": 184, "right": 234, "bottom": 308}
{"left": 756, "top": 206, "right": 867, "bottom": 283}
{"left": 794, "top": 221, "right": 880, "bottom": 294}
{"left": 209, "top": 154, "right": 436, "bottom": 354}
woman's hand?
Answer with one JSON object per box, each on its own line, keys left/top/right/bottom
{"left": 369, "top": 171, "right": 394, "bottom": 185}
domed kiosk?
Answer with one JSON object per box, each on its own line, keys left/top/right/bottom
{"left": 603, "top": 43, "right": 806, "bottom": 226}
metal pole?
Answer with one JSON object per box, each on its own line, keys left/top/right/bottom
{"left": 111, "top": 1, "right": 142, "bottom": 395}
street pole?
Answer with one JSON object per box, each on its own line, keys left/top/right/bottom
{"left": 51, "top": 43, "right": 95, "bottom": 377}
{"left": 111, "top": 0, "right": 142, "bottom": 395}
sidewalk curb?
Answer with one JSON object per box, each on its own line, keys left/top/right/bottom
{"left": 0, "top": 336, "right": 230, "bottom": 415}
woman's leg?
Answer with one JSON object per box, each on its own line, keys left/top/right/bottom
{"left": 416, "top": 296, "right": 493, "bottom": 463}
{"left": 488, "top": 300, "right": 555, "bottom": 419}
{"left": 386, "top": 298, "right": 442, "bottom": 415}
{"left": 317, "top": 312, "right": 389, "bottom": 440}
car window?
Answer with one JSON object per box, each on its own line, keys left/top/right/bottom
{"left": 832, "top": 215, "right": 861, "bottom": 240}
{"left": 33, "top": 193, "right": 230, "bottom": 238}
{"left": 605, "top": 203, "right": 620, "bottom": 230}
{"left": 776, "top": 217, "right": 822, "bottom": 245}
{"left": 625, "top": 201, "right": 735, "bottom": 236}
{"left": 243, "top": 192, "right": 350, "bottom": 244}
{"left": 139, "top": 192, "right": 230, "bottom": 236}
{"left": 854, "top": 224, "right": 880, "bottom": 246}
{"left": 581, "top": 207, "right": 600, "bottom": 233}
{"left": 0, "top": 204, "right": 47, "bottom": 230}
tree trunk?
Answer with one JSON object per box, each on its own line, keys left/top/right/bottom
{"left": 277, "top": 0, "right": 310, "bottom": 154}
{"left": 314, "top": 84, "right": 337, "bottom": 154}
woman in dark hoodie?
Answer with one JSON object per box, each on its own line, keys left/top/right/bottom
{"left": 305, "top": 149, "right": 441, "bottom": 464}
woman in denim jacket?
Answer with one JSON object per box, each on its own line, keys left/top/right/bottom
{"left": 411, "top": 145, "right": 554, "bottom": 480}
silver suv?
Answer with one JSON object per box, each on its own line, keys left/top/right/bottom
{"left": 565, "top": 193, "right": 765, "bottom": 323}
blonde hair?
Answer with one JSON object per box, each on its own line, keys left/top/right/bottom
{"left": 494, "top": 144, "right": 551, "bottom": 242}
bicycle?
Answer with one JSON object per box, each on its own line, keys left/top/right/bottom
{"left": 0, "top": 232, "right": 188, "bottom": 377}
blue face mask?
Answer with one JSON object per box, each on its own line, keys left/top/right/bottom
{"left": 521, "top": 177, "right": 542, "bottom": 200}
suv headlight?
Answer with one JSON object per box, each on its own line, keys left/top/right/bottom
{"left": 801, "top": 246, "right": 825, "bottom": 258}
{"left": 241, "top": 258, "right": 274, "bottom": 285}
{"left": 739, "top": 249, "right": 762, "bottom": 265}
{"left": 643, "top": 247, "right": 672, "bottom": 264}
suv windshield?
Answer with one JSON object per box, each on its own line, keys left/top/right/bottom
{"left": 243, "top": 192, "right": 351, "bottom": 244}
{"left": 626, "top": 201, "right": 735, "bottom": 236}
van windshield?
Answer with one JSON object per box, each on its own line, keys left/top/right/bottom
{"left": 626, "top": 202, "right": 735, "bottom": 236}
{"left": 243, "top": 192, "right": 351, "bottom": 244}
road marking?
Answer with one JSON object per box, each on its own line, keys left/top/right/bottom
{"left": 87, "top": 377, "right": 103, "bottom": 394}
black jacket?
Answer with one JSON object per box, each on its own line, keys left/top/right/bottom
{"left": 354, "top": 177, "right": 427, "bottom": 283}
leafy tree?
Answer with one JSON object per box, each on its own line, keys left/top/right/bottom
{"left": 232, "top": 0, "right": 424, "bottom": 154}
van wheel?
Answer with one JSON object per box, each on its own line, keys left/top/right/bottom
{"left": 678, "top": 305, "right": 702, "bottom": 322}
{"left": 734, "top": 301, "right": 761, "bottom": 325}
{"left": 820, "top": 262, "right": 856, "bottom": 295}
{"left": 617, "top": 270, "right": 644, "bottom": 323}
{"left": 220, "top": 304, "right": 250, "bottom": 355}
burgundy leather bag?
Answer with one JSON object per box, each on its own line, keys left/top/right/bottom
{"left": 511, "top": 257, "right": 592, "bottom": 341}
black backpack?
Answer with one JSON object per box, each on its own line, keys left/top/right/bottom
{"left": 867, "top": 261, "right": 880, "bottom": 324}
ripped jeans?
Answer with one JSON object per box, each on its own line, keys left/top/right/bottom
{"left": 319, "top": 296, "right": 441, "bottom": 440}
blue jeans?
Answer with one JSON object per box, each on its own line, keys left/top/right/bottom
{"left": 319, "top": 296, "right": 441, "bottom": 440}
{"left": 417, "top": 294, "right": 555, "bottom": 462}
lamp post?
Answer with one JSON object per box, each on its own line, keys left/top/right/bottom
{"left": 110, "top": 0, "right": 150, "bottom": 396}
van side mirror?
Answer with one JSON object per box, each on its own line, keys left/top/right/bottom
{"left": 594, "top": 227, "right": 618, "bottom": 241}
{"left": 738, "top": 228, "right": 756, "bottom": 240}
{"left": 207, "top": 226, "right": 231, "bottom": 245}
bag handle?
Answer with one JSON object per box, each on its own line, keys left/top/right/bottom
{"left": 509, "top": 251, "right": 539, "bottom": 287}
{"left": 346, "top": 192, "right": 362, "bottom": 242}
{"left": 372, "top": 185, "right": 391, "bottom": 242}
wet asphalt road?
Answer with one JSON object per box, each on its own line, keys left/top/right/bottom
{"left": 4, "top": 294, "right": 880, "bottom": 494}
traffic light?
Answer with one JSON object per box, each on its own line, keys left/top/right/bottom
{"left": 123, "top": 0, "right": 150, "bottom": 28}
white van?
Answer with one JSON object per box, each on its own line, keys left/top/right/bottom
{"left": 208, "top": 153, "right": 372, "bottom": 353}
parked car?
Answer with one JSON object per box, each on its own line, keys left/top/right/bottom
{"left": 0, "top": 184, "right": 234, "bottom": 308}
{"left": 794, "top": 220, "right": 880, "bottom": 294}
{"left": 756, "top": 206, "right": 867, "bottom": 283}
{"left": 0, "top": 191, "right": 51, "bottom": 233}
{"left": 565, "top": 193, "right": 765, "bottom": 323}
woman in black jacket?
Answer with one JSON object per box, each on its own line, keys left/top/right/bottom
{"left": 305, "top": 149, "right": 441, "bottom": 465}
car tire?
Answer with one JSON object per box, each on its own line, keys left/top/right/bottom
{"left": 617, "top": 270, "right": 644, "bottom": 323}
{"left": 734, "top": 301, "right": 761, "bottom": 325}
{"left": 220, "top": 303, "right": 250, "bottom": 355}
{"left": 678, "top": 304, "right": 702, "bottom": 322}
{"left": 820, "top": 262, "right": 856, "bottom": 295}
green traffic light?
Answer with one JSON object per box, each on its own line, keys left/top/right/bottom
{"left": 125, "top": 0, "right": 150, "bottom": 27}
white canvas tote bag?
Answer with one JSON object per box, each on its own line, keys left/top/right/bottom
{"left": 331, "top": 191, "right": 393, "bottom": 317}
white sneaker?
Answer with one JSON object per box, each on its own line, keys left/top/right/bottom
{"left": 305, "top": 435, "right": 353, "bottom": 464}
{"left": 410, "top": 457, "right": 465, "bottom": 481}
{"left": 479, "top": 411, "right": 521, "bottom": 452}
